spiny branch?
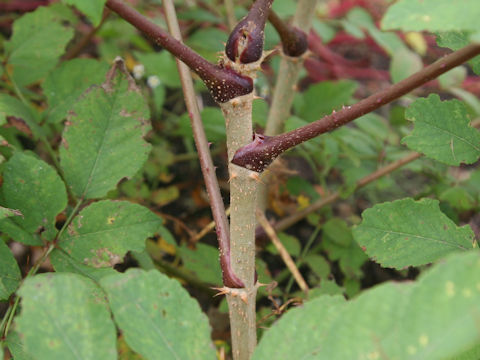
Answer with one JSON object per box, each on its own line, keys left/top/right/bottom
{"left": 232, "top": 43, "right": 480, "bottom": 172}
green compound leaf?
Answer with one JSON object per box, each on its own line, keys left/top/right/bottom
{"left": 253, "top": 251, "right": 480, "bottom": 359}
{"left": 60, "top": 67, "right": 151, "bottom": 199}
{"left": 43, "top": 58, "right": 109, "bottom": 124}
{"left": 0, "top": 152, "right": 67, "bottom": 244}
{"left": 0, "top": 240, "right": 21, "bottom": 301}
{"left": 58, "top": 200, "right": 163, "bottom": 267}
{"left": 4, "top": 6, "right": 74, "bottom": 87}
{"left": 382, "top": 0, "right": 480, "bottom": 33}
{"left": 402, "top": 94, "right": 480, "bottom": 166}
{"left": 16, "top": 273, "right": 117, "bottom": 360}
{"left": 352, "top": 198, "right": 475, "bottom": 269}
{"left": 62, "top": 0, "right": 107, "bottom": 26}
{"left": 100, "top": 269, "right": 216, "bottom": 360}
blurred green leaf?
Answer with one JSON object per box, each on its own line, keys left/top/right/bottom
{"left": 62, "top": 0, "right": 107, "bottom": 26}
{"left": 382, "top": 0, "right": 480, "bottom": 32}
{"left": 5, "top": 331, "right": 31, "bottom": 360}
{"left": 266, "top": 233, "right": 301, "bottom": 257}
{"left": 43, "top": 58, "right": 109, "bottom": 124}
{"left": 0, "top": 240, "right": 21, "bottom": 301}
{"left": 436, "top": 31, "right": 480, "bottom": 75}
{"left": 4, "top": 6, "right": 74, "bottom": 86}
{"left": 440, "top": 187, "right": 476, "bottom": 211}
{"left": 353, "top": 198, "right": 475, "bottom": 269}
{"left": 16, "top": 273, "right": 117, "bottom": 360}
{"left": 177, "top": 107, "right": 226, "bottom": 143}
{"left": 134, "top": 51, "right": 181, "bottom": 88}
{"left": 0, "top": 93, "right": 40, "bottom": 137}
{"left": 254, "top": 251, "right": 480, "bottom": 359}
{"left": 390, "top": 48, "right": 423, "bottom": 83}
{"left": 294, "top": 80, "right": 357, "bottom": 122}
{"left": 0, "top": 152, "right": 67, "bottom": 243}
{"left": 100, "top": 269, "right": 216, "bottom": 360}
{"left": 59, "top": 68, "right": 151, "bottom": 199}
{"left": 180, "top": 243, "right": 222, "bottom": 285}
{"left": 58, "top": 200, "right": 163, "bottom": 267}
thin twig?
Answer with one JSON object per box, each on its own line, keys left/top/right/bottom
{"left": 256, "top": 209, "right": 309, "bottom": 295}
{"left": 162, "top": 0, "right": 243, "bottom": 288}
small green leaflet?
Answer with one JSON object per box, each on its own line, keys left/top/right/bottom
{"left": 0, "top": 240, "right": 22, "bottom": 301}
{"left": 4, "top": 6, "right": 74, "bottom": 87}
{"left": 0, "top": 152, "right": 67, "bottom": 244}
{"left": 59, "top": 60, "right": 152, "bottom": 199}
{"left": 402, "top": 94, "right": 480, "bottom": 166}
{"left": 382, "top": 0, "right": 480, "bottom": 33}
{"left": 58, "top": 200, "right": 163, "bottom": 267}
{"left": 100, "top": 269, "right": 217, "bottom": 360}
{"left": 253, "top": 251, "right": 480, "bottom": 359}
{"left": 16, "top": 273, "right": 117, "bottom": 360}
{"left": 352, "top": 198, "right": 475, "bottom": 269}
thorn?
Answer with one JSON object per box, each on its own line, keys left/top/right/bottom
{"left": 248, "top": 172, "right": 264, "bottom": 184}
{"left": 212, "top": 287, "right": 231, "bottom": 297}
{"left": 228, "top": 172, "right": 238, "bottom": 182}
{"left": 240, "top": 292, "right": 248, "bottom": 304}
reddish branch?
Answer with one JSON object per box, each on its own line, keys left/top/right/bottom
{"left": 225, "top": 0, "right": 274, "bottom": 63}
{"left": 105, "top": 0, "right": 252, "bottom": 102}
{"left": 232, "top": 43, "right": 480, "bottom": 172}
{"left": 268, "top": 10, "right": 308, "bottom": 57}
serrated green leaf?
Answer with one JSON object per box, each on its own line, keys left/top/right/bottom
{"left": 59, "top": 72, "right": 151, "bottom": 199}
{"left": 0, "top": 240, "right": 21, "bottom": 301}
{"left": 62, "top": 0, "right": 107, "bottom": 26}
{"left": 43, "top": 58, "right": 109, "bottom": 124}
{"left": 100, "top": 269, "right": 217, "bottom": 360}
{"left": 382, "top": 0, "right": 480, "bottom": 33}
{"left": 254, "top": 251, "right": 480, "bottom": 359}
{"left": 353, "top": 198, "right": 474, "bottom": 269}
{"left": 402, "top": 94, "right": 480, "bottom": 165}
{"left": 436, "top": 31, "right": 480, "bottom": 75}
{"left": 5, "top": 6, "right": 74, "bottom": 86}
{"left": 16, "top": 273, "right": 117, "bottom": 360}
{"left": 294, "top": 80, "right": 357, "bottom": 122}
{"left": 0, "top": 152, "right": 67, "bottom": 243}
{"left": 180, "top": 243, "right": 222, "bottom": 285}
{"left": 50, "top": 248, "right": 118, "bottom": 282}
{"left": 58, "top": 200, "right": 163, "bottom": 267}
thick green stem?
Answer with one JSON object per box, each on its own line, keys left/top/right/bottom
{"left": 220, "top": 92, "right": 258, "bottom": 360}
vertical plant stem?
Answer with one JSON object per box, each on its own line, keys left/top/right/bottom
{"left": 221, "top": 93, "right": 258, "bottom": 360}
{"left": 162, "top": 0, "right": 243, "bottom": 288}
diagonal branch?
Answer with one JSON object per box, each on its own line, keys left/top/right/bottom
{"left": 232, "top": 43, "right": 480, "bottom": 172}
{"left": 105, "top": 0, "right": 253, "bottom": 103}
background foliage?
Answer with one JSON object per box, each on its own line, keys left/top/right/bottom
{"left": 0, "top": 0, "right": 479, "bottom": 359}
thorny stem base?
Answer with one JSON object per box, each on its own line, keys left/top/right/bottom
{"left": 221, "top": 92, "right": 259, "bottom": 360}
